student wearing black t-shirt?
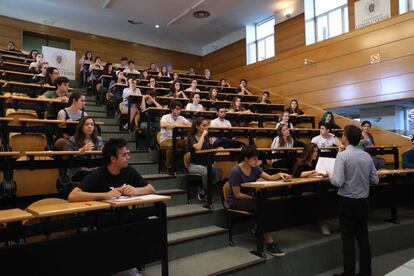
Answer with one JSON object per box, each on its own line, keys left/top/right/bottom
{"left": 292, "top": 143, "right": 330, "bottom": 236}
{"left": 68, "top": 138, "right": 154, "bottom": 201}
{"left": 187, "top": 117, "right": 220, "bottom": 201}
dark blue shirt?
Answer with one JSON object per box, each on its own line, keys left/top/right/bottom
{"left": 228, "top": 165, "right": 263, "bottom": 205}
{"left": 403, "top": 149, "right": 414, "bottom": 168}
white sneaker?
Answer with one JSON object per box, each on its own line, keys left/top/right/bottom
{"left": 320, "top": 224, "right": 331, "bottom": 236}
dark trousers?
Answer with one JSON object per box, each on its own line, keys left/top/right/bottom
{"left": 338, "top": 196, "right": 372, "bottom": 276}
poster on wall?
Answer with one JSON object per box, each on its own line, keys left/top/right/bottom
{"left": 42, "top": 46, "right": 76, "bottom": 80}
{"left": 354, "top": 0, "right": 391, "bottom": 29}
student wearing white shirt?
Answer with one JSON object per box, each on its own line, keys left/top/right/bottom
{"left": 210, "top": 107, "right": 245, "bottom": 148}
{"left": 275, "top": 111, "right": 293, "bottom": 129}
{"left": 123, "top": 61, "right": 140, "bottom": 75}
{"left": 121, "top": 77, "right": 143, "bottom": 130}
{"left": 158, "top": 65, "right": 170, "bottom": 78}
{"left": 311, "top": 123, "right": 343, "bottom": 149}
{"left": 119, "top": 57, "right": 129, "bottom": 69}
{"left": 29, "top": 53, "right": 43, "bottom": 72}
{"left": 185, "top": 79, "right": 201, "bottom": 92}
{"left": 160, "top": 101, "right": 191, "bottom": 173}
{"left": 185, "top": 92, "right": 204, "bottom": 111}
{"left": 271, "top": 124, "right": 295, "bottom": 171}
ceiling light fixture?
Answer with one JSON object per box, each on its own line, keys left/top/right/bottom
{"left": 155, "top": 25, "right": 160, "bottom": 29}
{"left": 193, "top": 10, "right": 210, "bottom": 18}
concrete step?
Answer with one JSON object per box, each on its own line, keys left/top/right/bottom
{"left": 157, "top": 189, "right": 187, "bottom": 206}
{"left": 129, "top": 150, "right": 158, "bottom": 162}
{"left": 96, "top": 117, "right": 118, "bottom": 125}
{"left": 87, "top": 110, "right": 107, "bottom": 117}
{"left": 101, "top": 131, "right": 135, "bottom": 141}
{"left": 167, "top": 204, "right": 226, "bottom": 233}
{"left": 99, "top": 124, "right": 120, "bottom": 132}
{"left": 145, "top": 245, "right": 264, "bottom": 276}
{"left": 167, "top": 225, "right": 228, "bottom": 261}
{"left": 144, "top": 174, "right": 186, "bottom": 190}
{"left": 130, "top": 161, "right": 159, "bottom": 175}
{"left": 85, "top": 105, "right": 106, "bottom": 112}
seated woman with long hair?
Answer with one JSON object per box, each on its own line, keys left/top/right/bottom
{"left": 271, "top": 124, "right": 295, "bottom": 172}
{"left": 168, "top": 80, "right": 188, "bottom": 99}
{"left": 318, "top": 111, "right": 340, "bottom": 129}
{"left": 359, "top": 120, "right": 386, "bottom": 169}
{"left": 292, "top": 143, "right": 331, "bottom": 236}
{"left": 187, "top": 117, "right": 221, "bottom": 201}
{"left": 66, "top": 116, "right": 104, "bottom": 182}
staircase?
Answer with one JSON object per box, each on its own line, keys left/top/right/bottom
{"left": 83, "top": 95, "right": 264, "bottom": 275}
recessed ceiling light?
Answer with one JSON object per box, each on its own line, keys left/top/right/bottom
{"left": 193, "top": 10, "right": 210, "bottom": 18}
{"left": 155, "top": 24, "right": 160, "bottom": 29}
{"left": 128, "top": 20, "right": 142, "bottom": 25}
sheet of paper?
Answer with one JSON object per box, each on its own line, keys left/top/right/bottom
{"left": 104, "top": 194, "right": 165, "bottom": 202}
{"left": 315, "top": 157, "right": 335, "bottom": 175}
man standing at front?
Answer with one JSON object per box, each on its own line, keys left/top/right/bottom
{"left": 330, "top": 125, "right": 379, "bottom": 276}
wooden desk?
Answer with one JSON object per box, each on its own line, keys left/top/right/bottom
{"left": 1, "top": 70, "right": 35, "bottom": 82}
{"left": 0, "top": 61, "right": 30, "bottom": 71}
{"left": 0, "top": 196, "right": 170, "bottom": 275}
{"left": 0, "top": 208, "right": 32, "bottom": 224}
{"left": 27, "top": 201, "right": 110, "bottom": 218}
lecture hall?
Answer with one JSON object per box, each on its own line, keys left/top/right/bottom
{"left": 0, "top": 0, "right": 414, "bottom": 275}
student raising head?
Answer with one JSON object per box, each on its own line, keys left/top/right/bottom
{"left": 287, "top": 99, "right": 304, "bottom": 115}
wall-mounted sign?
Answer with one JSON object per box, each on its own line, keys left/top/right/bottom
{"left": 354, "top": 0, "right": 391, "bottom": 29}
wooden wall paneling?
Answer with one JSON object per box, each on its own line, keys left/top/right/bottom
{"left": 202, "top": 40, "right": 245, "bottom": 75}
{"left": 267, "top": 54, "right": 414, "bottom": 97}
{"left": 275, "top": 13, "right": 305, "bottom": 54}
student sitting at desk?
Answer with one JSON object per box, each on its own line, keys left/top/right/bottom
{"left": 149, "top": 62, "right": 159, "bottom": 72}
{"left": 359, "top": 120, "right": 386, "bottom": 170}
{"left": 158, "top": 65, "right": 170, "bottom": 78}
{"left": 168, "top": 80, "right": 188, "bottom": 99}
{"left": 121, "top": 77, "right": 143, "bottom": 130}
{"left": 318, "top": 111, "right": 340, "bottom": 129}
{"left": 123, "top": 60, "right": 140, "bottom": 75}
{"left": 79, "top": 51, "right": 93, "bottom": 86}
{"left": 39, "top": 76, "right": 71, "bottom": 118}
{"left": 29, "top": 53, "right": 43, "bottom": 72}
{"left": 89, "top": 56, "right": 104, "bottom": 72}
{"left": 148, "top": 76, "right": 158, "bottom": 89}
{"left": 5, "top": 41, "right": 22, "bottom": 54}
{"left": 185, "top": 92, "right": 204, "bottom": 111}
{"left": 271, "top": 124, "right": 295, "bottom": 171}
{"left": 108, "top": 71, "right": 127, "bottom": 113}
{"left": 228, "top": 145, "right": 290, "bottom": 256}
{"left": 402, "top": 137, "right": 414, "bottom": 168}
{"left": 140, "top": 70, "right": 149, "bottom": 82}
{"left": 209, "top": 88, "right": 219, "bottom": 102}
{"left": 276, "top": 111, "right": 293, "bottom": 129}
{"left": 160, "top": 101, "right": 192, "bottom": 174}
{"left": 185, "top": 79, "right": 201, "bottom": 93}
{"left": 220, "top": 79, "right": 231, "bottom": 89}
{"left": 228, "top": 97, "right": 250, "bottom": 113}
{"left": 311, "top": 123, "right": 342, "bottom": 149}
{"left": 27, "top": 49, "right": 38, "bottom": 61}
{"left": 188, "top": 66, "right": 196, "bottom": 75}
{"left": 287, "top": 99, "right": 304, "bottom": 115}
{"left": 40, "top": 76, "right": 70, "bottom": 100}
{"left": 204, "top": 68, "right": 211, "bottom": 80}
{"left": 66, "top": 116, "right": 104, "bottom": 182}
{"left": 210, "top": 106, "right": 245, "bottom": 148}
{"left": 188, "top": 117, "right": 221, "bottom": 201}
{"left": 259, "top": 91, "right": 271, "bottom": 104}
{"left": 170, "top": 72, "right": 180, "bottom": 83}
{"left": 40, "top": 67, "right": 59, "bottom": 86}
{"left": 33, "top": 62, "right": 48, "bottom": 82}
{"left": 292, "top": 143, "right": 330, "bottom": 236}
{"left": 236, "top": 79, "right": 252, "bottom": 96}
{"left": 119, "top": 57, "right": 129, "bottom": 69}
{"left": 57, "top": 92, "right": 87, "bottom": 121}
{"left": 68, "top": 138, "right": 154, "bottom": 201}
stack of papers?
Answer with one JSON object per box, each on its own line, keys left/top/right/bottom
{"left": 105, "top": 194, "right": 165, "bottom": 202}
